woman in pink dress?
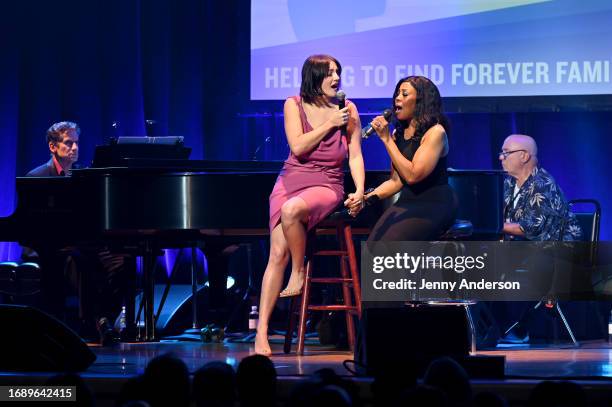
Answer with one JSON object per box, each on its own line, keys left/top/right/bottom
{"left": 255, "top": 55, "right": 365, "bottom": 355}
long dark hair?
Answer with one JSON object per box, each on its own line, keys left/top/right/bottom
{"left": 300, "top": 54, "right": 341, "bottom": 106}
{"left": 392, "top": 76, "right": 450, "bottom": 140}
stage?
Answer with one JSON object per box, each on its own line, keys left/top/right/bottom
{"left": 1, "top": 338, "right": 611, "bottom": 406}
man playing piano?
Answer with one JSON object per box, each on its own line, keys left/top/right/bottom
{"left": 24, "top": 121, "right": 129, "bottom": 346}
{"left": 27, "top": 121, "right": 80, "bottom": 176}
{"left": 498, "top": 134, "right": 582, "bottom": 343}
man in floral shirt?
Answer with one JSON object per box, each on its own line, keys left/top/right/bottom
{"left": 498, "top": 134, "right": 582, "bottom": 344}
{"left": 500, "top": 134, "right": 582, "bottom": 241}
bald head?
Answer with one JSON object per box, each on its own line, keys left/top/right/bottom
{"left": 500, "top": 134, "right": 539, "bottom": 181}
{"left": 505, "top": 134, "right": 538, "bottom": 158}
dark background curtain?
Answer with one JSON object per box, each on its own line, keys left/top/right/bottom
{"left": 1, "top": 0, "right": 611, "bottom": 261}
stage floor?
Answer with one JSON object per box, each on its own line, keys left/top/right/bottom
{"left": 82, "top": 338, "right": 612, "bottom": 379}
{"left": 2, "top": 338, "right": 611, "bottom": 406}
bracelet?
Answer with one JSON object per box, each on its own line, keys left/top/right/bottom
{"left": 364, "top": 187, "right": 380, "bottom": 206}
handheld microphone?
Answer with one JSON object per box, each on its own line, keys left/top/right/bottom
{"left": 336, "top": 90, "right": 347, "bottom": 136}
{"left": 336, "top": 89, "right": 346, "bottom": 109}
{"left": 362, "top": 109, "right": 393, "bottom": 139}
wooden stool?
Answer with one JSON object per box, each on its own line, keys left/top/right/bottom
{"left": 283, "top": 211, "right": 362, "bottom": 355}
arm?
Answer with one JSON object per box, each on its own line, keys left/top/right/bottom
{"left": 516, "top": 191, "right": 562, "bottom": 241}
{"left": 371, "top": 116, "right": 447, "bottom": 185}
{"left": 364, "top": 128, "right": 403, "bottom": 201}
{"left": 344, "top": 103, "right": 366, "bottom": 215}
{"left": 503, "top": 222, "right": 525, "bottom": 237}
{"left": 384, "top": 125, "right": 447, "bottom": 184}
{"left": 367, "top": 165, "right": 403, "bottom": 200}
{"left": 283, "top": 98, "right": 348, "bottom": 157}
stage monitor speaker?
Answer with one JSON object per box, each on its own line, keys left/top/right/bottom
{"left": 357, "top": 306, "right": 471, "bottom": 377}
{"left": 0, "top": 305, "right": 96, "bottom": 371}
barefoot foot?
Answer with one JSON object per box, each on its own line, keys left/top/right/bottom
{"left": 279, "top": 269, "right": 305, "bottom": 298}
{"left": 254, "top": 331, "right": 272, "bottom": 356}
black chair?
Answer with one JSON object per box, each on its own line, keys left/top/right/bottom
{"left": 504, "top": 199, "right": 601, "bottom": 347}
{"left": 569, "top": 199, "right": 601, "bottom": 266}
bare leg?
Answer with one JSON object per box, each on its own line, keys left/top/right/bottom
{"left": 279, "top": 197, "right": 309, "bottom": 297}
{"left": 255, "top": 224, "right": 289, "bottom": 355}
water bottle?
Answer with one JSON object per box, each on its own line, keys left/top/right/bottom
{"left": 249, "top": 305, "right": 259, "bottom": 333}
{"left": 608, "top": 309, "right": 612, "bottom": 344}
{"left": 115, "top": 306, "right": 127, "bottom": 333}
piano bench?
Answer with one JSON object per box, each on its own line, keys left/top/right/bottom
{"left": 284, "top": 210, "right": 361, "bottom": 355}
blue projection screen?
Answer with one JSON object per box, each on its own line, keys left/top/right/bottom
{"left": 251, "top": 0, "right": 612, "bottom": 100}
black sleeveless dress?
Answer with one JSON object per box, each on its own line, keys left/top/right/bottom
{"left": 368, "top": 133, "right": 457, "bottom": 241}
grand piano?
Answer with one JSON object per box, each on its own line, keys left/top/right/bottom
{"left": 0, "top": 155, "right": 504, "bottom": 341}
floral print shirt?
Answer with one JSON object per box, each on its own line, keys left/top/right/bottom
{"left": 503, "top": 167, "right": 582, "bottom": 241}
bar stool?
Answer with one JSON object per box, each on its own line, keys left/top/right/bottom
{"left": 427, "top": 219, "right": 477, "bottom": 353}
{"left": 283, "top": 209, "right": 361, "bottom": 355}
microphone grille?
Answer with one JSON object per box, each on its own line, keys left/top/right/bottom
{"left": 336, "top": 90, "right": 346, "bottom": 101}
{"left": 383, "top": 108, "right": 393, "bottom": 120}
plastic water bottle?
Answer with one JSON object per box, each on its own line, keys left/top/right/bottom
{"left": 608, "top": 310, "right": 612, "bottom": 344}
{"left": 115, "top": 306, "right": 127, "bottom": 333}
{"left": 249, "top": 306, "right": 259, "bottom": 333}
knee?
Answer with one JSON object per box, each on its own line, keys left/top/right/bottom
{"left": 268, "top": 245, "right": 289, "bottom": 266}
{"left": 280, "top": 200, "right": 307, "bottom": 223}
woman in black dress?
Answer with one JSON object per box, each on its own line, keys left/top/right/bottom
{"left": 359, "top": 76, "right": 456, "bottom": 241}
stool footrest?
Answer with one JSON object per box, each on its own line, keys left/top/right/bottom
{"left": 310, "top": 277, "right": 353, "bottom": 284}
{"left": 314, "top": 250, "right": 348, "bottom": 256}
{"left": 308, "top": 305, "right": 358, "bottom": 312}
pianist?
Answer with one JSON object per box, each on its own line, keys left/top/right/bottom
{"left": 27, "top": 121, "right": 79, "bottom": 176}
{"left": 500, "top": 134, "right": 581, "bottom": 242}
{"left": 24, "top": 121, "right": 129, "bottom": 346}
{"left": 498, "top": 134, "right": 582, "bottom": 344}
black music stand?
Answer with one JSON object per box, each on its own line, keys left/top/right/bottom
{"left": 92, "top": 137, "right": 191, "bottom": 168}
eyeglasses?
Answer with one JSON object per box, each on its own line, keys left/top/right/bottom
{"left": 498, "top": 149, "right": 526, "bottom": 159}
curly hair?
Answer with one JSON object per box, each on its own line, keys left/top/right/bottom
{"left": 392, "top": 76, "right": 450, "bottom": 140}
{"left": 46, "top": 121, "right": 80, "bottom": 144}
{"left": 300, "top": 54, "right": 342, "bottom": 106}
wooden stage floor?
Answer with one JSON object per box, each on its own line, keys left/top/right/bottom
{"left": 84, "top": 339, "right": 612, "bottom": 379}
{"left": 1, "top": 338, "right": 611, "bottom": 406}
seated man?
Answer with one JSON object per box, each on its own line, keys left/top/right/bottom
{"left": 498, "top": 134, "right": 582, "bottom": 343}
{"left": 27, "top": 121, "right": 80, "bottom": 176}
{"left": 500, "top": 134, "right": 582, "bottom": 242}
{"left": 25, "top": 121, "right": 131, "bottom": 345}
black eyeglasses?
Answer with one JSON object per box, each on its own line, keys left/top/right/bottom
{"left": 498, "top": 149, "right": 526, "bottom": 159}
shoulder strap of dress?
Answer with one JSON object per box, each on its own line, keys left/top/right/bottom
{"left": 290, "top": 95, "right": 310, "bottom": 132}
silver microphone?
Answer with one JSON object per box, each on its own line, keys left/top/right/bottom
{"left": 362, "top": 109, "right": 393, "bottom": 139}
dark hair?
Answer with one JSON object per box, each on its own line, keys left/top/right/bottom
{"left": 392, "top": 76, "right": 450, "bottom": 140}
{"left": 46, "top": 121, "right": 80, "bottom": 144}
{"left": 300, "top": 54, "right": 341, "bottom": 106}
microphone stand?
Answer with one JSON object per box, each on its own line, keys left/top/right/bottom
{"left": 251, "top": 136, "right": 271, "bottom": 161}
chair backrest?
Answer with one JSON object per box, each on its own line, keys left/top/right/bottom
{"left": 568, "top": 199, "right": 601, "bottom": 243}
{"left": 568, "top": 199, "right": 601, "bottom": 267}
